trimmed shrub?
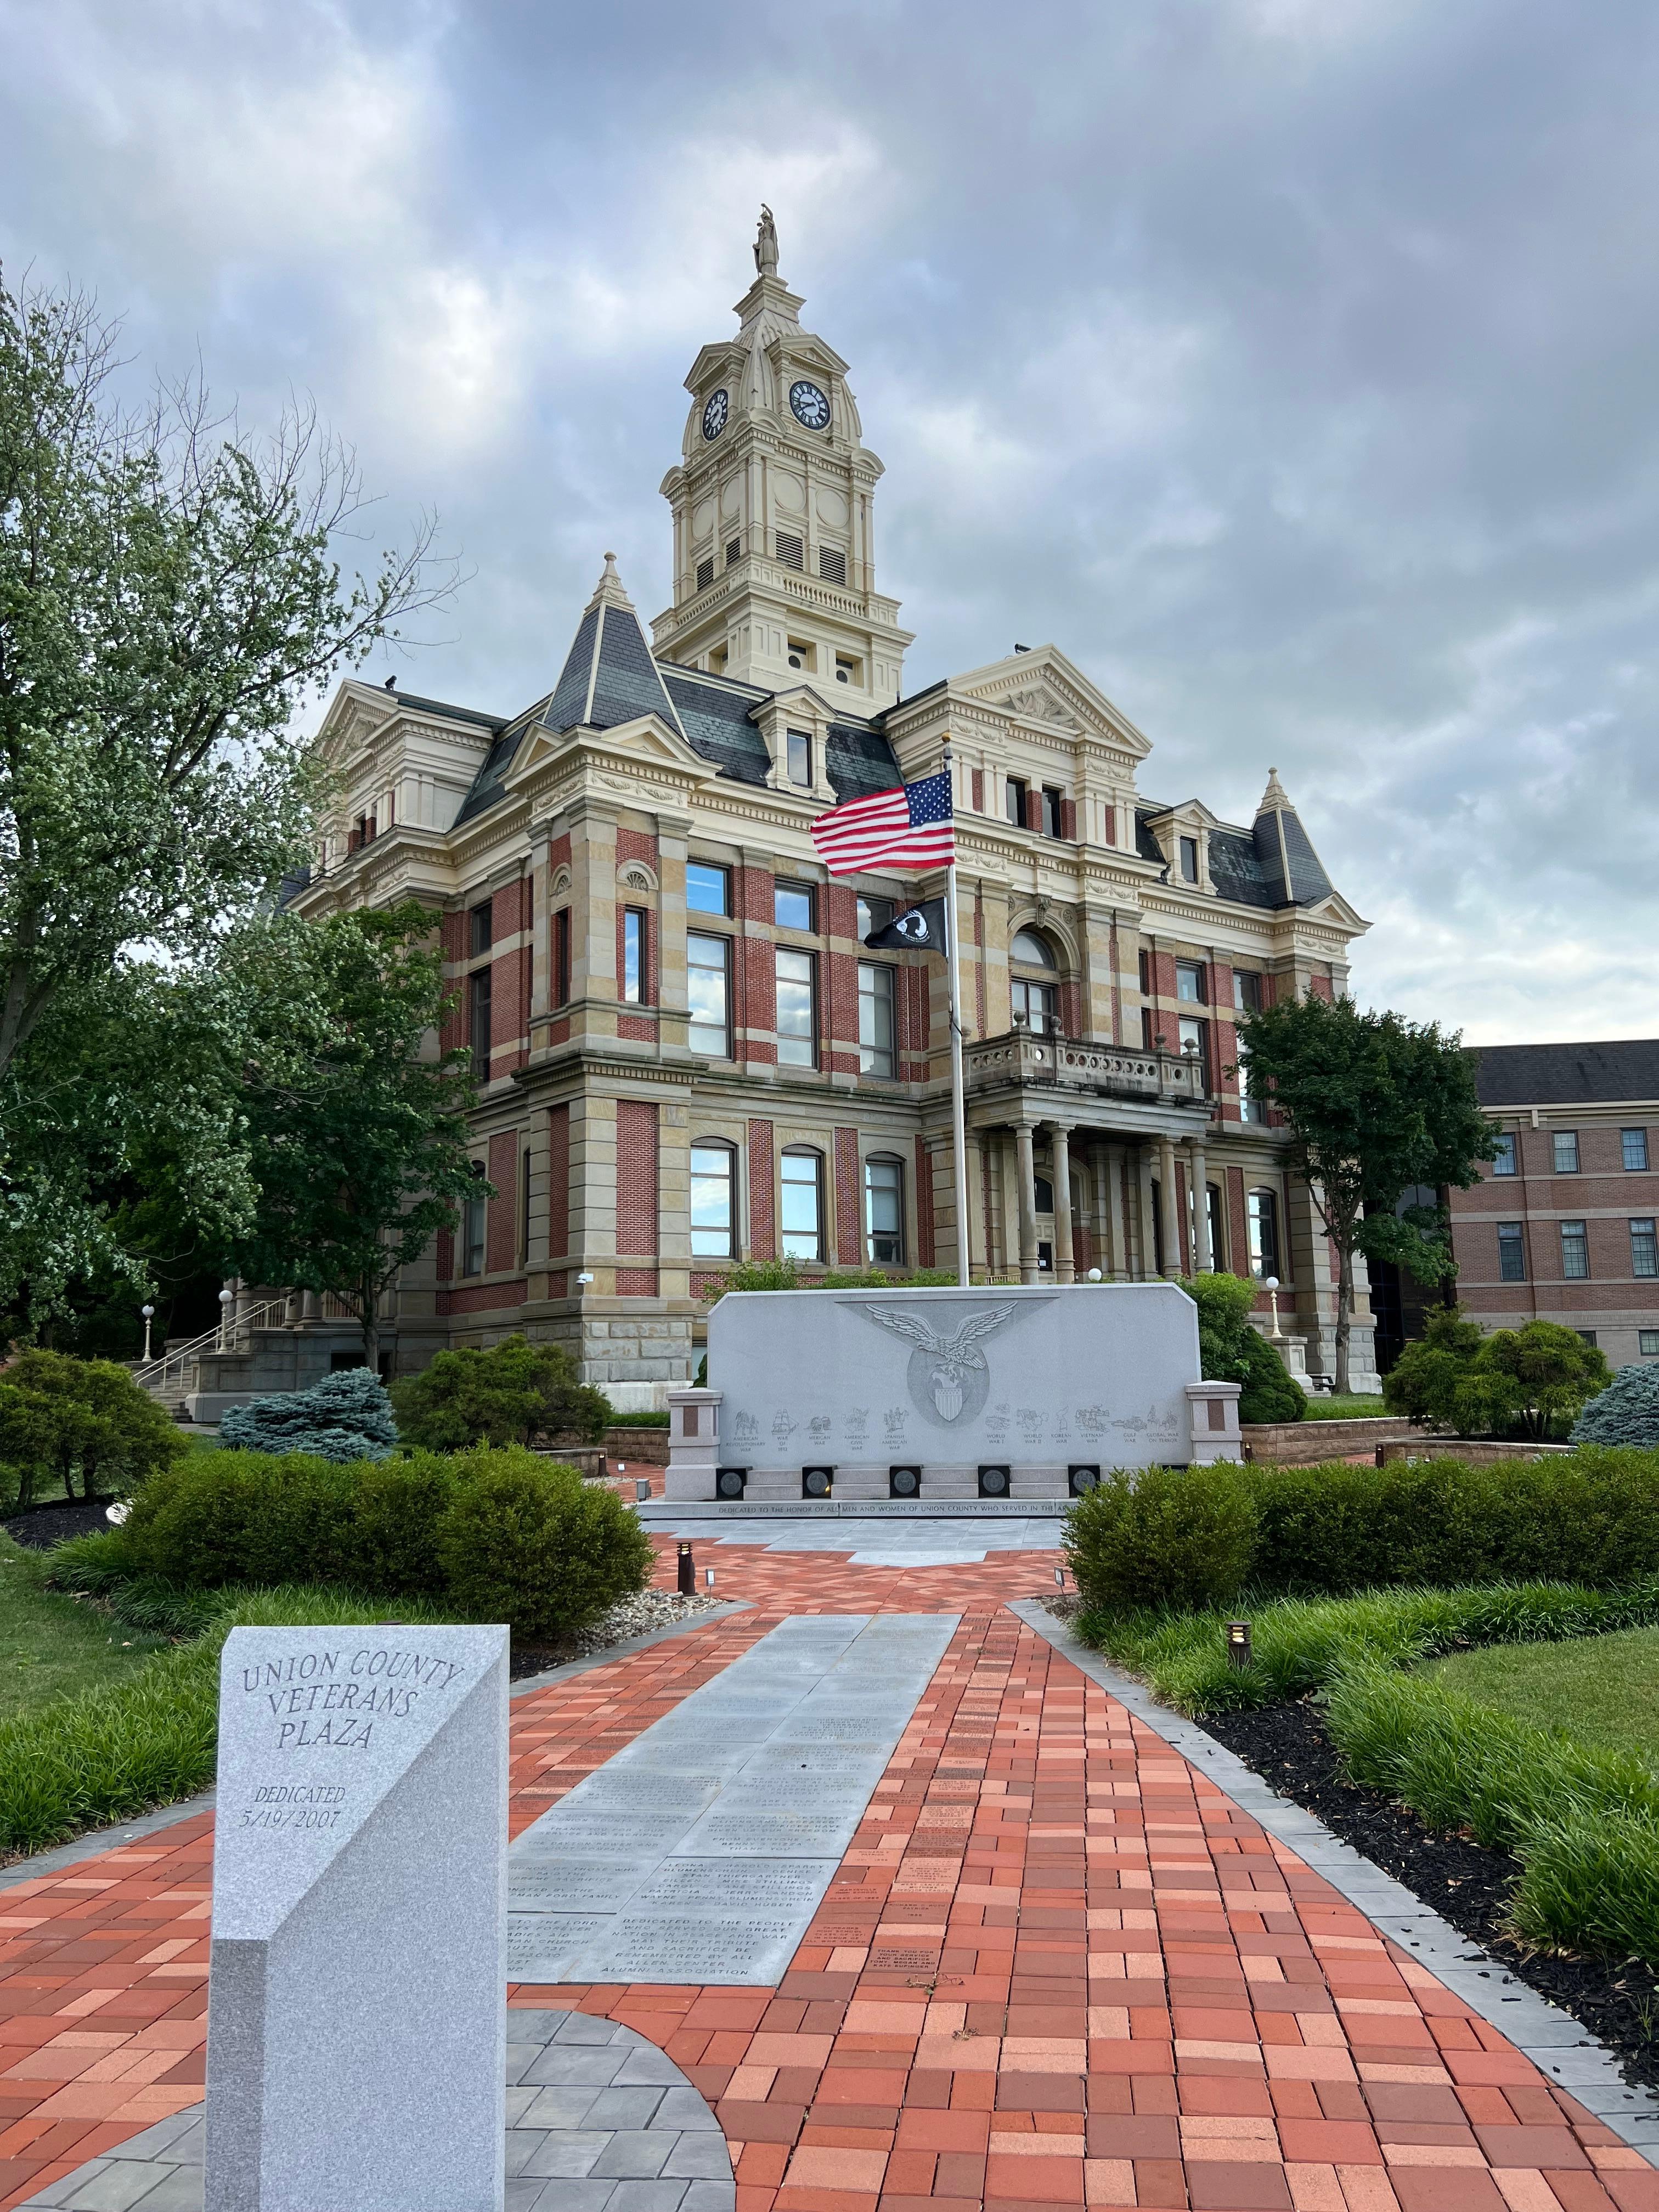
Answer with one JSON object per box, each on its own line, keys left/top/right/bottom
{"left": 390, "top": 1336, "right": 611, "bottom": 1452}
{"left": 0, "top": 1350, "right": 187, "bottom": 1509}
{"left": 1382, "top": 1307, "right": 1610, "bottom": 1439}
{"left": 220, "top": 1368, "right": 398, "bottom": 1463}
{"left": 1572, "top": 1362, "right": 1659, "bottom": 1448}
{"left": 435, "top": 1449, "right": 653, "bottom": 1639}
{"left": 121, "top": 1450, "right": 362, "bottom": 1588}
{"left": 1237, "top": 1329, "right": 1305, "bottom": 1425}
{"left": 1064, "top": 1462, "right": 1257, "bottom": 1614}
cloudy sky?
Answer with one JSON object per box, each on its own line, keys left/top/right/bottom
{"left": 3, "top": 0, "right": 1655, "bottom": 1043}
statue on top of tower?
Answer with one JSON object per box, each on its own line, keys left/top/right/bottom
{"left": 753, "top": 204, "right": 778, "bottom": 277}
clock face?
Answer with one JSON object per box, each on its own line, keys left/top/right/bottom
{"left": 701, "top": 388, "right": 729, "bottom": 441}
{"left": 788, "top": 379, "right": 831, "bottom": 431}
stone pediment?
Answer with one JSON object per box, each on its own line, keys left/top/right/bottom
{"left": 507, "top": 712, "right": 715, "bottom": 788}
{"left": 947, "top": 645, "right": 1153, "bottom": 759}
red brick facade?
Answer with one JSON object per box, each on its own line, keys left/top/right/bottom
{"left": 747, "top": 1118, "right": 776, "bottom": 1261}
{"left": 616, "top": 1101, "right": 659, "bottom": 1299}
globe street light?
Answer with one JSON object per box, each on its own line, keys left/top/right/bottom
{"left": 218, "top": 1285, "right": 234, "bottom": 1351}
{"left": 1263, "top": 1275, "right": 1283, "bottom": 1340}
{"left": 140, "top": 1304, "right": 155, "bottom": 1363}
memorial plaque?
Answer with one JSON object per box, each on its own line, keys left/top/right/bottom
{"left": 567, "top": 1769, "right": 724, "bottom": 1812}
{"left": 680, "top": 1811, "right": 861, "bottom": 1858}
{"left": 516, "top": 1810, "right": 699, "bottom": 1857}
{"left": 630, "top": 1859, "right": 830, "bottom": 1912}
{"left": 716, "top": 1774, "right": 869, "bottom": 1812}
{"left": 207, "top": 1623, "right": 507, "bottom": 2212}
{"left": 509, "top": 1858, "right": 654, "bottom": 1912}
{"left": 506, "top": 1912, "right": 612, "bottom": 1980}
{"left": 574, "top": 1913, "right": 804, "bottom": 1986}
{"left": 776, "top": 1715, "right": 905, "bottom": 1743}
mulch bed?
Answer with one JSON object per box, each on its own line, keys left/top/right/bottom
{"left": 1204, "top": 1696, "right": 1659, "bottom": 2094}
{"left": 2, "top": 1498, "right": 117, "bottom": 1549}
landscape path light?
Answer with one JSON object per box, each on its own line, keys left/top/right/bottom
{"left": 635, "top": 1477, "right": 650, "bottom": 1502}
{"left": 1227, "top": 1620, "right": 1254, "bottom": 1670}
{"left": 677, "top": 1541, "right": 695, "bottom": 1596}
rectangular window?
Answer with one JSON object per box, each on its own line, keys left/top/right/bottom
{"left": 1138, "top": 948, "right": 1152, "bottom": 995}
{"left": 1561, "top": 1220, "right": 1590, "bottom": 1279}
{"left": 687, "top": 932, "right": 731, "bottom": 1057}
{"left": 1553, "top": 1130, "right": 1580, "bottom": 1173}
{"left": 786, "top": 730, "right": 811, "bottom": 786}
{"left": 1238, "top": 1052, "right": 1266, "bottom": 1124}
{"left": 1013, "top": 978, "right": 1059, "bottom": 1035}
{"left": 686, "top": 861, "right": 730, "bottom": 916}
{"left": 1176, "top": 960, "right": 1206, "bottom": 1004}
{"left": 468, "top": 967, "right": 492, "bottom": 1084}
{"left": 552, "top": 909, "right": 571, "bottom": 1007}
{"left": 1006, "top": 776, "right": 1028, "bottom": 827}
{"left": 775, "top": 947, "right": 816, "bottom": 1066}
{"left": 1178, "top": 1015, "right": 1209, "bottom": 1084}
{"left": 1626, "top": 1128, "right": 1650, "bottom": 1172}
{"left": 1491, "top": 1131, "right": 1517, "bottom": 1176}
{"left": 461, "top": 1181, "right": 486, "bottom": 1277}
{"left": 1641, "top": 1330, "right": 1659, "bottom": 1356}
{"left": 1041, "top": 786, "right": 1064, "bottom": 838}
{"left": 857, "top": 895, "right": 893, "bottom": 939}
{"left": 775, "top": 881, "right": 815, "bottom": 932}
{"left": 859, "top": 962, "right": 896, "bottom": 1077}
{"left": 469, "top": 901, "right": 493, "bottom": 957}
{"left": 1141, "top": 1007, "right": 1155, "bottom": 1052}
{"left": 819, "top": 546, "right": 847, "bottom": 584}
{"left": 866, "top": 1154, "right": 905, "bottom": 1265}
{"left": 780, "top": 1150, "right": 823, "bottom": 1260}
{"left": 690, "top": 1142, "right": 736, "bottom": 1258}
{"left": 1179, "top": 835, "right": 1200, "bottom": 883}
{"left": 1233, "top": 970, "right": 1263, "bottom": 1013}
{"left": 1246, "top": 1189, "right": 1280, "bottom": 1280}
{"left": 1633, "top": 1219, "right": 1659, "bottom": 1278}
{"left": 1498, "top": 1222, "right": 1527, "bottom": 1282}
{"left": 1578, "top": 1330, "right": 1598, "bottom": 1348}
{"left": 776, "top": 531, "right": 804, "bottom": 570}
{"left": 622, "top": 909, "right": 647, "bottom": 1003}
{"left": 695, "top": 554, "right": 714, "bottom": 590}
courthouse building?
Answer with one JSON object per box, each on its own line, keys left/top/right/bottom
{"left": 288, "top": 221, "right": 1374, "bottom": 1402}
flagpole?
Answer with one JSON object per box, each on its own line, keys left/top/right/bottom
{"left": 941, "top": 746, "right": 971, "bottom": 1288}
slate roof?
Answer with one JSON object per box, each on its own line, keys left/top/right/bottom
{"left": 1134, "top": 798, "right": 1336, "bottom": 912}
{"left": 1469, "top": 1041, "right": 1659, "bottom": 1108}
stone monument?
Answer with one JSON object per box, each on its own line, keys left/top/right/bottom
{"left": 206, "top": 1623, "right": 509, "bottom": 2212}
{"left": 668, "top": 1282, "right": 1241, "bottom": 1502}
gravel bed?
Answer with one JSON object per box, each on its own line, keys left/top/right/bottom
{"left": 1204, "top": 1695, "right": 1659, "bottom": 2094}
{"left": 509, "top": 1589, "right": 725, "bottom": 1677}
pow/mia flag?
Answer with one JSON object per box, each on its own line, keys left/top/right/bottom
{"left": 863, "top": 898, "right": 947, "bottom": 954}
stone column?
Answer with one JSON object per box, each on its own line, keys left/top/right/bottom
{"left": 1014, "top": 1122, "right": 1041, "bottom": 1286}
{"left": 1051, "top": 1124, "right": 1075, "bottom": 1282}
{"left": 300, "top": 1291, "right": 321, "bottom": 1323}
{"left": 1189, "top": 1136, "right": 1212, "bottom": 1271}
{"left": 1135, "top": 1146, "right": 1156, "bottom": 1279}
{"left": 1156, "top": 1134, "right": 1182, "bottom": 1278}
{"left": 967, "top": 1132, "right": 989, "bottom": 1279}
{"left": 1103, "top": 1144, "right": 1127, "bottom": 1279}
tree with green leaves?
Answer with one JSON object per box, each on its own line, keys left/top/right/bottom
{"left": 223, "top": 903, "right": 483, "bottom": 1372}
{"left": 1237, "top": 993, "right": 1496, "bottom": 1392}
{"left": 0, "top": 270, "right": 443, "bottom": 1328}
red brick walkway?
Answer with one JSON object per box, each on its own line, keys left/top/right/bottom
{"left": 2, "top": 1536, "right": 1652, "bottom": 2212}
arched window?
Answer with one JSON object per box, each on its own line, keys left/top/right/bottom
{"left": 1247, "top": 1188, "right": 1282, "bottom": 1279}
{"left": 780, "top": 1148, "right": 824, "bottom": 1261}
{"left": 1010, "top": 928, "right": 1060, "bottom": 1036}
{"left": 865, "top": 1154, "right": 905, "bottom": 1265}
{"left": 690, "top": 1141, "right": 737, "bottom": 1258}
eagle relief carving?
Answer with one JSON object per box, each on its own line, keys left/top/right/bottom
{"left": 1002, "top": 685, "right": 1079, "bottom": 729}
{"left": 858, "top": 1302, "right": 1018, "bottom": 1427}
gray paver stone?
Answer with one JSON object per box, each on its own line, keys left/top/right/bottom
{"left": 681, "top": 2184, "right": 738, "bottom": 2212}
{"left": 585, "top": 2087, "right": 668, "bottom": 2129}
{"left": 127, "top": 2172, "right": 204, "bottom": 2212}
{"left": 604, "top": 2183, "right": 692, "bottom": 2212}
{"left": 663, "top": 2136, "right": 738, "bottom": 2179}
{"left": 590, "top": 2130, "right": 675, "bottom": 2180}
{"left": 521, "top": 2130, "right": 616, "bottom": 2179}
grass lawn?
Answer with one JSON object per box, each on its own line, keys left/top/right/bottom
{"left": 0, "top": 1533, "right": 170, "bottom": 1723}
{"left": 1425, "top": 1624, "right": 1659, "bottom": 1768}
{"left": 1300, "top": 1392, "right": 1391, "bottom": 1419}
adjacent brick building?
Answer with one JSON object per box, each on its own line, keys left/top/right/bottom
{"left": 1448, "top": 1040, "right": 1659, "bottom": 1369}
{"left": 286, "top": 223, "right": 1374, "bottom": 1402}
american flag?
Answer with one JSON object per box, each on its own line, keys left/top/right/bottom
{"left": 809, "top": 770, "right": 955, "bottom": 876}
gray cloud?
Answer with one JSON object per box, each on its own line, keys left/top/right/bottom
{"left": 3, "top": 0, "right": 1655, "bottom": 1040}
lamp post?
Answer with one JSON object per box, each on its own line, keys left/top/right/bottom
{"left": 1263, "top": 1275, "right": 1283, "bottom": 1340}
{"left": 140, "top": 1305, "right": 155, "bottom": 1363}
{"left": 218, "top": 1285, "right": 234, "bottom": 1351}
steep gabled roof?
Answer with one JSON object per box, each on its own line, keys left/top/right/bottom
{"left": 1135, "top": 767, "right": 1338, "bottom": 913}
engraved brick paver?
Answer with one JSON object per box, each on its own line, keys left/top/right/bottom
{"left": 3, "top": 1530, "right": 1654, "bottom": 2212}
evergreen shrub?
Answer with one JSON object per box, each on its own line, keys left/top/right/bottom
{"left": 219, "top": 1368, "right": 398, "bottom": 1463}
{"left": 390, "top": 1336, "right": 611, "bottom": 1451}
{"left": 1572, "top": 1363, "right": 1659, "bottom": 1448}
{"left": 1064, "top": 1462, "right": 1257, "bottom": 1613}
{"left": 435, "top": 1450, "right": 654, "bottom": 1641}
{"left": 1177, "top": 1273, "right": 1305, "bottom": 1425}
{"left": 0, "top": 1350, "right": 186, "bottom": 1510}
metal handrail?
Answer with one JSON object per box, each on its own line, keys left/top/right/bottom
{"left": 132, "top": 1296, "right": 295, "bottom": 1395}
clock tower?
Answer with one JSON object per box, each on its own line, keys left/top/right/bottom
{"left": 651, "top": 209, "right": 913, "bottom": 706}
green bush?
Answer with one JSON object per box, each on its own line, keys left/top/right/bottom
{"left": 1064, "top": 1462, "right": 1257, "bottom": 1613}
{"left": 0, "top": 1350, "right": 187, "bottom": 1509}
{"left": 435, "top": 1449, "right": 653, "bottom": 1639}
{"left": 1572, "top": 1362, "right": 1659, "bottom": 1447}
{"left": 390, "top": 1335, "right": 611, "bottom": 1451}
{"left": 1177, "top": 1272, "right": 1305, "bottom": 1424}
{"left": 220, "top": 1368, "right": 398, "bottom": 1462}
{"left": 1383, "top": 1307, "right": 1610, "bottom": 1438}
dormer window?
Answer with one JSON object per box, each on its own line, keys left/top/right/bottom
{"left": 787, "top": 730, "right": 812, "bottom": 786}
{"left": 1179, "top": 835, "right": 1199, "bottom": 883}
